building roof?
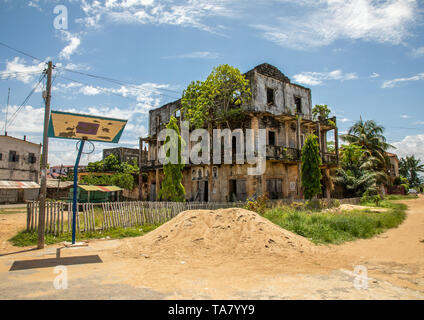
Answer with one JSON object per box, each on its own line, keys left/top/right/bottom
{"left": 46, "top": 180, "right": 74, "bottom": 189}
{"left": 0, "top": 180, "right": 40, "bottom": 189}
{"left": 78, "top": 185, "right": 123, "bottom": 192}
{"left": 0, "top": 135, "right": 41, "bottom": 147}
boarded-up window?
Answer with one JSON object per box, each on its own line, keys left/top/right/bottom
{"left": 266, "top": 179, "right": 283, "bottom": 199}
{"left": 229, "top": 179, "right": 247, "bottom": 201}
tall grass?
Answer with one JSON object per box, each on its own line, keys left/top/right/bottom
{"left": 263, "top": 201, "right": 407, "bottom": 244}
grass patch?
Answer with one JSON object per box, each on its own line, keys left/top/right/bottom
{"left": 9, "top": 224, "right": 161, "bottom": 247}
{"left": 384, "top": 194, "right": 419, "bottom": 201}
{"left": 263, "top": 200, "right": 407, "bottom": 245}
{"left": 0, "top": 209, "right": 26, "bottom": 214}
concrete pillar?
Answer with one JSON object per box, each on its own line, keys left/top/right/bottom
{"left": 155, "top": 168, "right": 160, "bottom": 201}
{"left": 285, "top": 121, "right": 289, "bottom": 147}
{"left": 297, "top": 117, "right": 301, "bottom": 150}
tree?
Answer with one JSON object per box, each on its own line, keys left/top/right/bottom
{"left": 158, "top": 116, "right": 186, "bottom": 202}
{"left": 181, "top": 64, "right": 251, "bottom": 129}
{"left": 399, "top": 155, "right": 424, "bottom": 188}
{"left": 341, "top": 118, "right": 392, "bottom": 185}
{"left": 301, "top": 134, "right": 322, "bottom": 200}
{"left": 312, "top": 104, "right": 331, "bottom": 121}
{"left": 334, "top": 144, "right": 387, "bottom": 197}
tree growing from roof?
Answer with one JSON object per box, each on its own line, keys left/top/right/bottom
{"left": 181, "top": 64, "right": 251, "bottom": 129}
{"left": 399, "top": 155, "right": 424, "bottom": 188}
{"left": 301, "top": 134, "right": 322, "bottom": 200}
{"left": 158, "top": 116, "right": 186, "bottom": 202}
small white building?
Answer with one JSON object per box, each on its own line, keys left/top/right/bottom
{"left": 0, "top": 135, "right": 41, "bottom": 204}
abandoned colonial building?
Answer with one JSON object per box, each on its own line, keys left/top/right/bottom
{"left": 139, "top": 63, "right": 339, "bottom": 202}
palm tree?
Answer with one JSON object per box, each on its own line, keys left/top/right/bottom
{"left": 341, "top": 118, "right": 393, "bottom": 184}
{"left": 399, "top": 155, "right": 424, "bottom": 187}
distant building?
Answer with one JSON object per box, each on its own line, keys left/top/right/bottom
{"left": 48, "top": 165, "right": 87, "bottom": 179}
{"left": 103, "top": 147, "right": 139, "bottom": 164}
{"left": 0, "top": 135, "right": 41, "bottom": 203}
{"left": 387, "top": 152, "right": 400, "bottom": 183}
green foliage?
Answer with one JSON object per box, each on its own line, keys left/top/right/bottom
{"left": 82, "top": 154, "right": 140, "bottom": 190}
{"left": 244, "top": 193, "right": 269, "bottom": 215}
{"left": 361, "top": 191, "right": 381, "bottom": 206}
{"left": 80, "top": 172, "right": 135, "bottom": 190}
{"left": 263, "top": 201, "right": 406, "bottom": 244}
{"left": 399, "top": 155, "right": 424, "bottom": 188}
{"left": 301, "top": 134, "right": 322, "bottom": 200}
{"left": 10, "top": 224, "right": 160, "bottom": 247}
{"left": 181, "top": 64, "right": 251, "bottom": 129}
{"left": 158, "top": 116, "right": 186, "bottom": 202}
{"left": 312, "top": 104, "right": 331, "bottom": 121}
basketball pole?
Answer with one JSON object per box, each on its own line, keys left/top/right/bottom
{"left": 72, "top": 139, "right": 86, "bottom": 244}
{"left": 37, "top": 61, "right": 53, "bottom": 249}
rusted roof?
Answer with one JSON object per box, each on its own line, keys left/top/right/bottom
{"left": 0, "top": 181, "right": 40, "bottom": 189}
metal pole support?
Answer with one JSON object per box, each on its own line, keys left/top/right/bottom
{"left": 72, "top": 139, "right": 85, "bottom": 244}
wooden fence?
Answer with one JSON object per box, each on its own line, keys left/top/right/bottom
{"left": 26, "top": 198, "right": 360, "bottom": 235}
{"left": 26, "top": 201, "right": 244, "bottom": 235}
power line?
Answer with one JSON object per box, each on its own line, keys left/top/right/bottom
{"left": 5, "top": 71, "right": 46, "bottom": 131}
{"left": 57, "top": 66, "right": 182, "bottom": 96}
{"left": 0, "top": 41, "right": 44, "bottom": 63}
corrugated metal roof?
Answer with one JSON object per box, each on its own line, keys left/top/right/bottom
{"left": 78, "top": 185, "right": 123, "bottom": 192}
{"left": 0, "top": 181, "right": 40, "bottom": 189}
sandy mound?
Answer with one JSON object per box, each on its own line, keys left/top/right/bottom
{"left": 118, "top": 208, "right": 314, "bottom": 260}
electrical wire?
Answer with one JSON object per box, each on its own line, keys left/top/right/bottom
{"left": 4, "top": 71, "right": 46, "bottom": 131}
{"left": 0, "top": 41, "right": 44, "bottom": 63}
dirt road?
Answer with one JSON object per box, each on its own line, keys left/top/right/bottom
{"left": 0, "top": 197, "right": 423, "bottom": 299}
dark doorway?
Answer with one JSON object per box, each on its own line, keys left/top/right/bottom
{"left": 268, "top": 131, "right": 276, "bottom": 146}
{"left": 204, "top": 181, "right": 208, "bottom": 202}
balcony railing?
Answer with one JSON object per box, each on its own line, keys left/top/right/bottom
{"left": 321, "top": 152, "right": 338, "bottom": 165}
{"left": 266, "top": 145, "right": 300, "bottom": 162}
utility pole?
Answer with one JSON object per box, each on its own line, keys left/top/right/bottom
{"left": 37, "top": 61, "right": 53, "bottom": 249}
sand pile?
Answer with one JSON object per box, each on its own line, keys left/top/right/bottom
{"left": 118, "top": 208, "right": 314, "bottom": 260}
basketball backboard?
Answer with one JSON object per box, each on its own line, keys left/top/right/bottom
{"left": 48, "top": 110, "right": 127, "bottom": 143}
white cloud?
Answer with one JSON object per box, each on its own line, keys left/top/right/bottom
{"left": 293, "top": 69, "right": 358, "bottom": 86}
{"left": 410, "top": 46, "right": 424, "bottom": 58}
{"left": 2, "top": 105, "right": 45, "bottom": 134}
{"left": 253, "top": 0, "right": 418, "bottom": 50}
{"left": 370, "top": 72, "right": 380, "bottom": 78}
{"left": 59, "top": 31, "right": 81, "bottom": 60}
{"left": 339, "top": 117, "right": 351, "bottom": 123}
{"left": 0, "top": 57, "right": 45, "bottom": 83}
{"left": 391, "top": 134, "right": 424, "bottom": 162}
{"left": 400, "top": 114, "right": 410, "bottom": 119}
{"left": 164, "top": 51, "right": 220, "bottom": 59}
{"left": 77, "top": 0, "right": 234, "bottom": 34}
{"left": 382, "top": 72, "right": 424, "bottom": 88}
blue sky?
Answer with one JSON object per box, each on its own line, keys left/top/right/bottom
{"left": 0, "top": 0, "right": 424, "bottom": 165}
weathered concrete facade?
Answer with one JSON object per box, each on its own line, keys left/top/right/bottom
{"left": 0, "top": 135, "right": 41, "bottom": 182}
{"left": 140, "top": 63, "right": 339, "bottom": 202}
{"left": 103, "top": 147, "right": 140, "bottom": 164}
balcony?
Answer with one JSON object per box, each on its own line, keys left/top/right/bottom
{"left": 266, "top": 145, "right": 300, "bottom": 162}
{"left": 321, "top": 152, "right": 338, "bottom": 166}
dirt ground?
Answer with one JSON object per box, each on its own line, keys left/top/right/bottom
{"left": 0, "top": 197, "right": 423, "bottom": 299}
